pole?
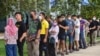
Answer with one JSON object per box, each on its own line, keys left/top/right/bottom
{"left": 17, "top": 0, "right": 20, "bottom": 11}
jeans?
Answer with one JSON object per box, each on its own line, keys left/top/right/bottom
{"left": 5, "top": 44, "right": 17, "bottom": 56}
{"left": 39, "top": 35, "right": 48, "bottom": 56}
{"left": 65, "top": 32, "right": 74, "bottom": 50}
{"left": 79, "top": 30, "right": 86, "bottom": 48}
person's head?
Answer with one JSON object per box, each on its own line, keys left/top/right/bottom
{"left": 66, "top": 14, "right": 71, "bottom": 20}
{"left": 78, "top": 15, "right": 82, "bottom": 20}
{"left": 89, "top": 19, "right": 92, "bottom": 23}
{"left": 52, "top": 19, "right": 58, "bottom": 27}
{"left": 7, "top": 18, "right": 15, "bottom": 26}
{"left": 60, "top": 14, "right": 66, "bottom": 20}
{"left": 57, "top": 15, "right": 63, "bottom": 22}
{"left": 30, "top": 10, "right": 37, "bottom": 19}
{"left": 39, "top": 12, "right": 46, "bottom": 21}
{"left": 15, "top": 12, "right": 23, "bottom": 22}
{"left": 92, "top": 16, "right": 96, "bottom": 20}
{"left": 46, "top": 16, "right": 52, "bottom": 22}
{"left": 72, "top": 15, "right": 77, "bottom": 20}
{"left": 5, "top": 18, "right": 18, "bottom": 36}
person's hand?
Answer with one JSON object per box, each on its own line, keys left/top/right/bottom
{"left": 75, "top": 26, "right": 78, "bottom": 28}
{"left": 59, "top": 24, "right": 62, "bottom": 27}
{"left": 20, "top": 38, "right": 23, "bottom": 42}
{"left": 28, "top": 36, "right": 32, "bottom": 42}
{"left": 89, "top": 28, "right": 92, "bottom": 30}
{"left": 35, "top": 39, "right": 39, "bottom": 44}
{"left": 43, "top": 38, "right": 47, "bottom": 43}
{"left": 5, "top": 39, "right": 8, "bottom": 44}
{"left": 71, "top": 32, "right": 74, "bottom": 36}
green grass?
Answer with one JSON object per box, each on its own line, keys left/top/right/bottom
{"left": 0, "top": 40, "right": 27, "bottom": 56}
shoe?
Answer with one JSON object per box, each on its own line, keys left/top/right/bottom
{"left": 61, "top": 52, "right": 65, "bottom": 56}
{"left": 69, "top": 50, "right": 73, "bottom": 53}
{"left": 57, "top": 51, "right": 61, "bottom": 54}
{"left": 76, "top": 49, "right": 79, "bottom": 51}
{"left": 66, "top": 51, "right": 69, "bottom": 55}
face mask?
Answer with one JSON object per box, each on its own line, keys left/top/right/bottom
{"left": 53, "top": 22, "right": 57, "bottom": 27}
{"left": 63, "top": 18, "right": 65, "bottom": 20}
{"left": 68, "top": 17, "right": 71, "bottom": 20}
{"left": 79, "top": 18, "right": 82, "bottom": 20}
{"left": 39, "top": 16, "right": 42, "bottom": 21}
{"left": 93, "top": 17, "right": 96, "bottom": 20}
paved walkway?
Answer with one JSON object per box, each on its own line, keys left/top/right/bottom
{"left": 0, "top": 33, "right": 4, "bottom": 39}
{"left": 63, "top": 44, "right": 100, "bottom": 56}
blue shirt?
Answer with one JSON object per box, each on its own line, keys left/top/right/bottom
{"left": 66, "top": 19, "right": 74, "bottom": 33}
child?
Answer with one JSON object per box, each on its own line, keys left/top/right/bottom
{"left": 4, "top": 18, "right": 18, "bottom": 56}
{"left": 49, "top": 19, "right": 59, "bottom": 56}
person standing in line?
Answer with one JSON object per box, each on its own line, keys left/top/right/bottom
{"left": 5, "top": 18, "right": 18, "bottom": 56}
{"left": 65, "top": 14, "right": 74, "bottom": 53}
{"left": 89, "top": 16, "right": 99, "bottom": 46}
{"left": 46, "top": 16, "right": 53, "bottom": 29}
{"left": 39, "top": 12, "right": 49, "bottom": 56}
{"left": 48, "top": 19, "right": 59, "bottom": 56}
{"left": 97, "top": 19, "right": 100, "bottom": 37}
{"left": 72, "top": 15, "right": 80, "bottom": 51}
{"left": 15, "top": 12, "right": 27, "bottom": 56}
{"left": 26, "top": 10, "right": 41, "bottom": 56}
{"left": 83, "top": 19, "right": 90, "bottom": 46}
{"left": 57, "top": 15, "right": 69, "bottom": 56}
{"left": 78, "top": 16, "right": 87, "bottom": 49}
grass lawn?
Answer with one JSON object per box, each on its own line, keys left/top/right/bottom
{"left": 0, "top": 37, "right": 100, "bottom": 56}
{"left": 0, "top": 40, "right": 27, "bottom": 56}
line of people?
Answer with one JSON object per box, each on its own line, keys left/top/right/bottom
{"left": 4, "top": 10, "right": 100, "bottom": 56}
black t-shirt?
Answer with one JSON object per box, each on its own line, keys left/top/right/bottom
{"left": 58, "top": 20, "right": 68, "bottom": 34}
{"left": 89, "top": 20, "right": 99, "bottom": 32}
{"left": 16, "top": 21, "right": 26, "bottom": 40}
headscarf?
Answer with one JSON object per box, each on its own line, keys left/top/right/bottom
{"left": 5, "top": 18, "right": 18, "bottom": 36}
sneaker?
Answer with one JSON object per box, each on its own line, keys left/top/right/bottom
{"left": 61, "top": 52, "right": 65, "bottom": 56}
{"left": 66, "top": 51, "right": 69, "bottom": 55}
{"left": 76, "top": 49, "right": 79, "bottom": 51}
{"left": 69, "top": 50, "right": 73, "bottom": 53}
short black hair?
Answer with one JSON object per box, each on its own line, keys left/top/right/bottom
{"left": 60, "top": 14, "right": 65, "bottom": 17}
{"left": 15, "top": 12, "right": 23, "bottom": 19}
{"left": 15, "top": 12, "right": 22, "bottom": 16}
{"left": 72, "top": 15, "right": 77, "bottom": 17}
{"left": 30, "top": 10, "right": 37, "bottom": 14}
{"left": 40, "top": 12, "right": 46, "bottom": 17}
{"left": 57, "top": 15, "right": 61, "bottom": 20}
{"left": 77, "top": 15, "right": 83, "bottom": 18}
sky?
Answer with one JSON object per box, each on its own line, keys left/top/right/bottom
{"left": 49, "top": 0, "right": 90, "bottom": 6}
{"left": 82, "top": 0, "right": 89, "bottom": 5}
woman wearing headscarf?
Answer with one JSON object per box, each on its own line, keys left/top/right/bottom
{"left": 4, "top": 18, "right": 18, "bottom": 56}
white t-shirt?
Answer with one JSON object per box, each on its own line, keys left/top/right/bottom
{"left": 49, "top": 25, "right": 59, "bottom": 43}
{"left": 74, "top": 19, "right": 80, "bottom": 34}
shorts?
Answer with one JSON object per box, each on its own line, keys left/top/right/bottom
{"left": 58, "top": 33, "right": 65, "bottom": 40}
{"left": 75, "top": 32, "right": 80, "bottom": 41}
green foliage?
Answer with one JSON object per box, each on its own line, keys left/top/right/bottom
{"left": 0, "top": 0, "right": 100, "bottom": 19}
